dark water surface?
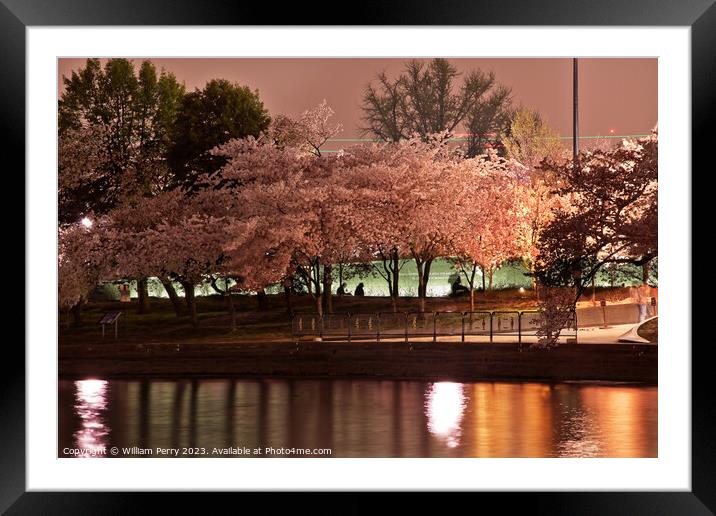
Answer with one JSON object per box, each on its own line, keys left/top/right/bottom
{"left": 59, "top": 378, "right": 657, "bottom": 458}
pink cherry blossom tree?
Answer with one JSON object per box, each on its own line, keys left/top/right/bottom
{"left": 534, "top": 132, "right": 658, "bottom": 345}
{"left": 101, "top": 189, "right": 185, "bottom": 316}
{"left": 211, "top": 133, "right": 333, "bottom": 316}
{"left": 98, "top": 188, "right": 234, "bottom": 326}
{"left": 335, "top": 143, "right": 412, "bottom": 311}
{"left": 398, "top": 137, "right": 463, "bottom": 312}
{"left": 268, "top": 100, "right": 342, "bottom": 157}
{"left": 58, "top": 221, "right": 107, "bottom": 325}
{"left": 449, "top": 152, "right": 524, "bottom": 311}
{"left": 337, "top": 136, "right": 460, "bottom": 312}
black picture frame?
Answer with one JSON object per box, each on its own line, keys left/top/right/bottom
{"left": 4, "top": 0, "right": 710, "bottom": 512}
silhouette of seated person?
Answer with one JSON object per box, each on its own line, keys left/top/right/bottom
{"left": 354, "top": 282, "right": 365, "bottom": 297}
{"left": 450, "top": 276, "right": 470, "bottom": 296}
{"left": 337, "top": 282, "right": 351, "bottom": 296}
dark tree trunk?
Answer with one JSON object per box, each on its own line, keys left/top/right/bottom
{"left": 315, "top": 294, "right": 324, "bottom": 317}
{"left": 415, "top": 258, "right": 429, "bottom": 312}
{"left": 418, "top": 258, "right": 433, "bottom": 297}
{"left": 311, "top": 262, "right": 323, "bottom": 316}
{"left": 417, "top": 258, "right": 433, "bottom": 312}
{"left": 416, "top": 263, "right": 424, "bottom": 299}
{"left": 283, "top": 285, "right": 294, "bottom": 317}
{"left": 322, "top": 264, "right": 333, "bottom": 315}
{"left": 415, "top": 259, "right": 426, "bottom": 312}
{"left": 468, "top": 264, "right": 477, "bottom": 312}
{"left": 391, "top": 249, "right": 400, "bottom": 313}
{"left": 642, "top": 260, "right": 651, "bottom": 285}
{"left": 162, "top": 279, "right": 186, "bottom": 317}
{"left": 312, "top": 261, "right": 321, "bottom": 297}
{"left": 137, "top": 277, "right": 151, "bottom": 314}
{"left": 424, "top": 259, "right": 433, "bottom": 291}
{"left": 181, "top": 281, "right": 198, "bottom": 328}
{"left": 379, "top": 249, "right": 400, "bottom": 313}
{"left": 70, "top": 300, "right": 83, "bottom": 326}
{"left": 257, "top": 288, "right": 269, "bottom": 311}
{"left": 227, "top": 294, "right": 237, "bottom": 331}
{"left": 533, "top": 275, "right": 540, "bottom": 301}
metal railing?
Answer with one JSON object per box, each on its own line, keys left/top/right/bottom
{"left": 291, "top": 310, "right": 578, "bottom": 344}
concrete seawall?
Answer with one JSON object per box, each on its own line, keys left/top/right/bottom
{"left": 577, "top": 303, "right": 647, "bottom": 327}
{"left": 59, "top": 340, "right": 657, "bottom": 383}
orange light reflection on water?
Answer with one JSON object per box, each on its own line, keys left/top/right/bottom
{"left": 60, "top": 379, "right": 656, "bottom": 458}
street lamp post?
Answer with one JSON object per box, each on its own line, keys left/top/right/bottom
{"left": 600, "top": 299, "right": 611, "bottom": 329}
{"left": 573, "top": 57, "right": 579, "bottom": 166}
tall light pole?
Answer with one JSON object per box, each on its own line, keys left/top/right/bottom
{"left": 573, "top": 57, "right": 579, "bottom": 166}
{"left": 572, "top": 57, "right": 585, "bottom": 298}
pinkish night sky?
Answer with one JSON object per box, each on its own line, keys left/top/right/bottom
{"left": 59, "top": 57, "right": 657, "bottom": 149}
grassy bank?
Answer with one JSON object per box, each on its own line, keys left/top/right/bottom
{"left": 58, "top": 288, "right": 657, "bottom": 383}
{"left": 60, "top": 289, "right": 549, "bottom": 347}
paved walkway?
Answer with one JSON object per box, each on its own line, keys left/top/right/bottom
{"left": 576, "top": 323, "right": 653, "bottom": 344}
{"left": 313, "top": 322, "right": 654, "bottom": 346}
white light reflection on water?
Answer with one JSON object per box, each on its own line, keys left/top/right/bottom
{"left": 73, "top": 379, "right": 109, "bottom": 457}
{"left": 425, "top": 382, "right": 466, "bottom": 448}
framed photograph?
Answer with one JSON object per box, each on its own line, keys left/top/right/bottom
{"left": 6, "top": 0, "right": 711, "bottom": 511}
